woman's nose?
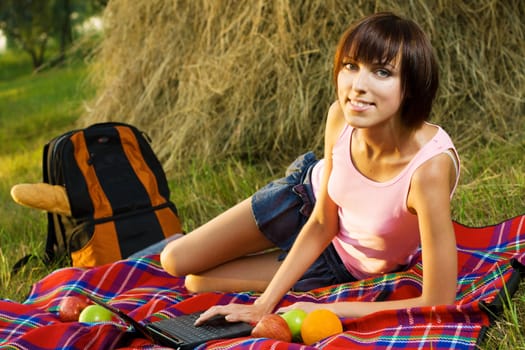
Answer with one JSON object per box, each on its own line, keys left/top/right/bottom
{"left": 352, "top": 70, "right": 367, "bottom": 92}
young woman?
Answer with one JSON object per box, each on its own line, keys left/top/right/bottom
{"left": 160, "top": 12, "right": 460, "bottom": 324}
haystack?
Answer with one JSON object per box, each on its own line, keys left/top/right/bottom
{"left": 81, "top": 0, "right": 524, "bottom": 174}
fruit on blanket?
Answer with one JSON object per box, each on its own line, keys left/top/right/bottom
{"left": 300, "top": 309, "right": 343, "bottom": 345}
{"left": 280, "top": 308, "right": 307, "bottom": 341}
{"left": 78, "top": 304, "right": 113, "bottom": 323}
{"left": 251, "top": 314, "right": 292, "bottom": 342}
{"left": 58, "top": 296, "right": 91, "bottom": 322}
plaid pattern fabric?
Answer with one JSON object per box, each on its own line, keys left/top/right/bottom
{"left": 0, "top": 215, "right": 523, "bottom": 349}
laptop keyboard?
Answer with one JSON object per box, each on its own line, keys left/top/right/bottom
{"left": 151, "top": 313, "right": 251, "bottom": 342}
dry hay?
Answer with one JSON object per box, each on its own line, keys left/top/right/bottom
{"left": 81, "top": 0, "right": 525, "bottom": 173}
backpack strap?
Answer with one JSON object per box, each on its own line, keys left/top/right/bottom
{"left": 42, "top": 142, "right": 60, "bottom": 262}
{"left": 11, "top": 255, "right": 37, "bottom": 274}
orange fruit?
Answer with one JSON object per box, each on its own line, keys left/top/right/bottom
{"left": 300, "top": 309, "right": 343, "bottom": 345}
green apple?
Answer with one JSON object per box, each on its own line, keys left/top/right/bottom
{"left": 78, "top": 304, "right": 113, "bottom": 323}
{"left": 280, "top": 309, "right": 307, "bottom": 341}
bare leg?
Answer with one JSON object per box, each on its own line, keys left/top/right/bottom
{"left": 185, "top": 250, "right": 282, "bottom": 293}
{"left": 160, "top": 197, "right": 276, "bottom": 277}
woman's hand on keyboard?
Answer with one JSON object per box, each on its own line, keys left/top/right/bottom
{"left": 194, "top": 302, "right": 269, "bottom": 326}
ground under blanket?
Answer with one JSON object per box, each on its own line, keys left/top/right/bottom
{"left": 0, "top": 215, "right": 524, "bottom": 349}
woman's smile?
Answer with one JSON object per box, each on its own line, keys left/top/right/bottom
{"left": 348, "top": 99, "right": 374, "bottom": 112}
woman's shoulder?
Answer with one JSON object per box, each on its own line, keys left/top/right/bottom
{"left": 322, "top": 101, "right": 348, "bottom": 161}
{"left": 422, "top": 122, "right": 455, "bottom": 144}
{"left": 410, "top": 124, "right": 460, "bottom": 197}
{"left": 326, "top": 102, "right": 348, "bottom": 138}
{"left": 327, "top": 101, "right": 342, "bottom": 122}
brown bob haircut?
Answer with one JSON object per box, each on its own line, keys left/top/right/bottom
{"left": 333, "top": 12, "right": 439, "bottom": 128}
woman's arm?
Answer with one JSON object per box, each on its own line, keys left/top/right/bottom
{"left": 252, "top": 102, "right": 345, "bottom": 311}
{"left": 195, "top": 102, "right": 345, "bottom": 325}
{"left": 280, "top": 151, "right": 459, "bottom": 318}
{"left": 407, "top": 151, "right": 458, "bottom": 305}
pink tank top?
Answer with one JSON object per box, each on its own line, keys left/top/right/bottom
{"left": 311, "top": 123, "right": 459, "bottom": 279}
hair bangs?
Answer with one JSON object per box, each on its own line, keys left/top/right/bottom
{"left": 342, "top": 20, "right": 403, "bottom": 67}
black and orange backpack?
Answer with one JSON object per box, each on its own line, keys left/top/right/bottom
{"left": 31, "top": 122, "right": 182, "bottom": 268}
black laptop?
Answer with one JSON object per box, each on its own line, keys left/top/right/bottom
{"left": 84, "top": 295, "right": 253, "bottom": 350}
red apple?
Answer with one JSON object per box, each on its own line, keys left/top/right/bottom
{"left": 58, "top": 296, "right": 91, "bottom": 322}
{"left": 251, "top": 314, "right": 292, "bottom": 342}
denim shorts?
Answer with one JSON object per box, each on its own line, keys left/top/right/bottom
{"left": 251, "top": 152, "right": 356, "bottom": 291}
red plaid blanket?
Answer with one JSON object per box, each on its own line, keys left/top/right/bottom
{"left": 1, "top": 215, "right": 523, "bottom": 349}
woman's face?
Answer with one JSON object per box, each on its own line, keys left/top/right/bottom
{"left": 336, "top": 56, "right": 403, "bottom": 129}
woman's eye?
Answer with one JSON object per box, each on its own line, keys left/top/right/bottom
{"left": 376, "top": 68, "right": 392, "bottom": 78}
{"left": 343, "top": 62, "right": 358, "bottom": 71}
{"left": 376, "top": 69, "right": 391, "bottom": 78}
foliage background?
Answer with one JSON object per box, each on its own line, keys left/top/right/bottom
{"left": 0, "top": 0, "right": 106, "bottom": 69}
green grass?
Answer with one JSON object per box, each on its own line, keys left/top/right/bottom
{"left": 0, "top": 51, "right": 94, "bottom": 297}
{"left": 0, "top": 50, "right": 34, "bottom": 81}
{"left": 0, "top": 52, "right": 523, "bottom": 348}
{"left": 453, "top": 140, "right": 525, "bottom": 226}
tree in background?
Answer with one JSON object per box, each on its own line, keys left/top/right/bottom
{"left": 0, "top": 0, "right": 54, "bottom": 69}
{"left": 54, "top": 0, "right": 73, "bottom": 63}
{"left": 0, "top": 0, "right": 106, "bottom": 70}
